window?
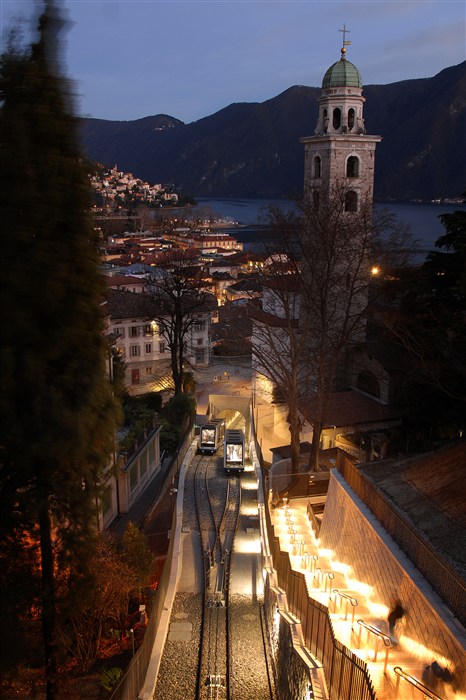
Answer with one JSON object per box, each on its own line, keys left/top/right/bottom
{"left": 145, "top": 366, "right": 152, "bottom": 374}
{"left": 145, "top": 343, "right": 152, "bottom": 354}
{"left": 197, "top": 338, "right": 203, "bottom": 346}
{"left": 357, "top": 371, "right": 381, "bottom": 399}
{"left": 323, "top": 108, "right": 328, "bottom": 132}
{"left": 193, "top": 320, "right": 206, "bottom": 331}
{"left": 130, "top": 326, "right": 139, "bottom": 338}
{"left": 115, "top": 326, "right": 125, "bottom": 338}
{"left": 195, "top": 348, "right": 206, "bottom": 363}
{"left": 313, "top": 156, "right": 321, "bottom": 178}
{"left": 313, "top": 190, "right": 320, "bottom": 212}
{"left": 346, "top": 156, "right": 359, "bottom": 178}
{"left": 101, "top": 486, "right": 112, "bottom": 515}
{"left": 144, "top": 324, "right": 152, "bottom": 335}
{"left": 332, "top": 107, "right": 341, "bottom": 130}
{"left": 159, "top": 341, "right": 166, "bottom": 354}
{"left": 130, "top": 345, "right": 140, "bottom": 357}
{"left": 348, "top": 108, "right": 355, "bottom": 130}
{"left": 344, "top": 190, "right": 358, "bottom": 212}
{"left": 129, "top": 465, "right": 138, "bottom": 491}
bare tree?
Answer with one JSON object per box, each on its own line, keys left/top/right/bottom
{"left": 250, "top": 188, "right": 416, "bottom": 471}
{"left": 148, "top": 249, "right": 215, "bottom": 395}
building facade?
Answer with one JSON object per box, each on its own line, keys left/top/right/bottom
{"left": 301, "top": 41, "right": 381, "bottom": 211}
{"left": 106, "top": 288, "right": 211, "bottom": 391}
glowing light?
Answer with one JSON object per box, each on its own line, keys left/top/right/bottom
{"left": 241, "top": 480, "right": 259, "bottom": 491}
{"left": 274, "top": 606, "right": 280, "bottom": 631}
{"left": 317, "top": 547, "right": 334, "bottom": 559}
{"left": 366, "top": 601, "right": 389, "bottom": 619}
{"left": 234, "top": 536, "right": 261, "bottom": 554}
{"left": 241, "top": 504, "right": 259, "bottom": 517}
{"left": 330, "top": 560, "right": 352, "bottom": 575}
{"left": 346, "top": 578, "right": 374, "bottom": 598}
{"left": 398, "top": 635, "right": 452, "bottom": 669}
{"left": 371, "top": 265, "right": 380, "bottom": 276}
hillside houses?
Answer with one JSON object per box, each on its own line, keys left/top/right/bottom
{"left": 91, "top": 165, "right": 179, "bottom": 207}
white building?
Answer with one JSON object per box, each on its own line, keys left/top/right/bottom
{"left": 106, "top": 288, "right": 211, "bottom": 391}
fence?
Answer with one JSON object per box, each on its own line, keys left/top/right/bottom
{"left": 264, "top": 497, "right": 376, "bottom": 700}
{"left": 336, "top": 453, "right": 466, "bottom": 628}
{"left": 108, "top": 423, "right": 194, "bottom": 700}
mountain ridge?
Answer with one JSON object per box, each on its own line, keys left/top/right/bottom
{"left": 80, "top": 62, "right": 466, "bottom": 202}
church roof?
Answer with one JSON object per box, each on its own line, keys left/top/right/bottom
{"left": 322, "top": 55, "right": 362, "bottom": 88}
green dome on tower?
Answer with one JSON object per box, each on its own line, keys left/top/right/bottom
{"left": 322, "top": 49, "right": 362, "bottom": 88}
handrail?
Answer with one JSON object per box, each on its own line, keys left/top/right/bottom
{"left": 332, "top": 589, "right": 358, "bottom": 606}
{"left": 394, "top": 667, "right": 443, "bottom": 700}
{"left": 357, "top": 619, "right": 393, "bottom": 647}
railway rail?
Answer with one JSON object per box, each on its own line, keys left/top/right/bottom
{"left": 153, "top": 451, "right": 276, "bottom": 700}
{"left": 194, "top": 455, "right": 241, "bottom": 700}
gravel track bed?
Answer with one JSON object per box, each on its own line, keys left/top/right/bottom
{"left": 152, "top": 593, "right": 202, "bottom": 700}
{"left": 153, "top": 453, "right": 274, "bottom": 700}
{"left": 230, "top": 594, "right": 275, "bottom": 700}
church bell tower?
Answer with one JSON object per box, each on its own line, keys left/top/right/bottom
{"left": 301, "top": 27, "right": 381, "bottom": 211}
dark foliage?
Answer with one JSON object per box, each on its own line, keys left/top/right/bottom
{"left": 1, "top": 3, "right": 118, "bottom": 696}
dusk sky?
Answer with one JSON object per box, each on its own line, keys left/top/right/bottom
{"left": 1, "top": 1, "right": 465, "bottom": 124}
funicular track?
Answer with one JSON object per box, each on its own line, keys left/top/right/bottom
{"left": 193, "top": 456, "right": 242, "bottom": 700}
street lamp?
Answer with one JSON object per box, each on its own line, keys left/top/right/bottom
{"left": 129, "top": 628, "right": 135, "bottom": 657}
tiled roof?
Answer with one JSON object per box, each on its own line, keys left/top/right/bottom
{"left": 358, "top": 441, "right": 466, "bottom": 573}
{"left": 299, "top": 390, "right": 400, "bottom": 429}
{"left": 106, "top": 289, "right": 159, "bottom": 320}
{"left": 105, "top": 275, "right": 146, "bottom": 287}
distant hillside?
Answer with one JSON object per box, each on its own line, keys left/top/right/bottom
{"left": 79, "top": 62, "right": 466, "bottom": 202}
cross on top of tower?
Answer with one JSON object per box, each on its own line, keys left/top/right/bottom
{"left": 339, "top": 24, "right": 351, "bottom": 59}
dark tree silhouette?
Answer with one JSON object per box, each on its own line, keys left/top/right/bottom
{"left": 0, "top": 3, "right": 118, "bottom": 697}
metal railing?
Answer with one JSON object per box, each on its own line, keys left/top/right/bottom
{"left": 394, "top": 666, "right": 443, "bottom": 700}
{"left": 331, "top": 589, "right": 358, "bottom": 624}
{"left": 263, "top": 501, "right": 376, "bottom": 700}
{"left": 356, "top": 619, "right": 393, "bottom": 672}
{"left": 336, "top": 452, "right": 466, "bottom": 627}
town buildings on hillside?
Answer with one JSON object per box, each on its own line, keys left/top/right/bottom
{"left": 91, "top": 164, "right": 179, "bottom": 208}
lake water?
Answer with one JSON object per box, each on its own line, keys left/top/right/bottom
{"left": 196, "top": 198, "right": 464, "bottom": 257}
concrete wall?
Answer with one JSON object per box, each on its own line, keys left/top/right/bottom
{"left": 264, "top": 584, "right": 314, "bottom": 700}
{"left": 319, "top": 471, "right": 466, "bottom": 693}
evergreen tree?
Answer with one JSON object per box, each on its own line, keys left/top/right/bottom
{"left": 0, "top": 3, "right": 118, "bottom": 697}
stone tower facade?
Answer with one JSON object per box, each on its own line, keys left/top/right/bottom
{"left": 301, "top": 39, "right": 381, "bottom": 210}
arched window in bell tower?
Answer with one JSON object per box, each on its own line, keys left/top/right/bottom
{"left": 348, "top": 108, "right": 355, "bottom": 130}
{"left": 332, "top": 108, "right": 341, "bottom": 130}
{"left": 313, "top": 156, "right": 321, "bottom": 178}
{"left": 346, "top": 156, "right": 359, "bottom": 178}
{"left": 344, "top": 190, "right": 358, "bottom": 212}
